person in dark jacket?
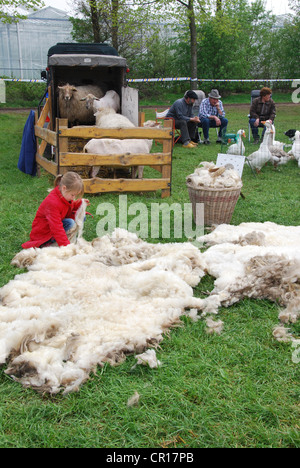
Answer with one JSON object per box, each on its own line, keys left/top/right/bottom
{"left": 249, "top": 87, "right": 276, "bottom": 143}
{"left": 166, "top": 90, "right": 200, "bottom": 148}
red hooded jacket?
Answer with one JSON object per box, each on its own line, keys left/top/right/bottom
{"left": 22, "top": 186, "right": 82, "bottom": 249}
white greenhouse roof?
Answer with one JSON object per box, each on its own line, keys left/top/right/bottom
{"left": 0, "top": 7, "right": 73, "bottom": 80}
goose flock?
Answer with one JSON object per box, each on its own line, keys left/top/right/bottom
{"left": 226, "top": 121, "right": 298, "bottom": 173}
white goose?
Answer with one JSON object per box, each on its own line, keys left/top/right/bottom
{"left": 263, "top": 121, "right": 291, "bottom": 168}
{"left": 263, "top": 120, "right": 285, "bottom": 149}
{"left": 227, "top": 129, "right": 246, "bottom": 155}
{"left": 289, "top": 130, "right": 300, "bottom": 164}
{"left": 247, "top": 127, "right": 273, "bottom": 173}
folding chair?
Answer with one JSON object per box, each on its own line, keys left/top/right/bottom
{"left": 155, "top": 108, "right": 181, "bottom": 145}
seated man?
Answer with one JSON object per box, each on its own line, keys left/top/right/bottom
{"left": 249, "top": 87, "right": 276, "bottom": 143}
{"left": 166, "top": 90, "right": 200, "bottom": 148}
{"left": 199, "top": 89, "right": 228, "bottom": 144}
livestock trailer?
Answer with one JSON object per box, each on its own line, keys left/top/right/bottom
{"left": 34, "top": 42, "right": 173, "bottom": 197}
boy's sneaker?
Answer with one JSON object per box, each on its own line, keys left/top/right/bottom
{"left": 203, "top": 139, "right": 210, "bottom": 145}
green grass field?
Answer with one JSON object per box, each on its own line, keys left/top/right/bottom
{"left": 0, "top": 103, "right": 299, "bottom": 448}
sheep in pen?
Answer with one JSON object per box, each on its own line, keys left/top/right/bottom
{"left": 0, "top": 214, "right": 299, "bottom": 394}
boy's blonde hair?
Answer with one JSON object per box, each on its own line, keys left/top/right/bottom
{"left": 55, "top": 172, "right": 84, "bottom": 198}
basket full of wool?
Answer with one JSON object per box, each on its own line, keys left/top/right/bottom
{"left": 186, "top": 162, "right": 243, "bottom": 226}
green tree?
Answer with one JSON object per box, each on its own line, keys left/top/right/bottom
{"left": 69, "top": 0, "right": 159, "bottom": 61}
{"left": 269, "top": 1, "right": 300, "bottom": 77}
{"left": 0, "top": 0, "right": 44, "bottom": 23}
{"left": 197, "top": 0, "right": 275, "bottom": 79}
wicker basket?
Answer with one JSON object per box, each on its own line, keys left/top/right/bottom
{"left": 187, "top": 183, "right": 242, "bottom": 226}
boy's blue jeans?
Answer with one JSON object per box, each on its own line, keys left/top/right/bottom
{"left": 62, "top": 218, "right": 76, "bottom": 232}
{"left": 42, "top": 218, "right": 76, "bottom": 247}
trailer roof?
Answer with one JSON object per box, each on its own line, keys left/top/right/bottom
{"left": 48, "top": 42, "right": 119, "bottom": 57}
{"left": 48, "top": 54, "right": 127, "bottom": 68}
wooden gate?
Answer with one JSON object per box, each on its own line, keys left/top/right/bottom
{"left": 34, "top": 91, "right": 173, "bottom": 198}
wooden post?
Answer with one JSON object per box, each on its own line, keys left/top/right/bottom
{"left": 139, "top": 111, "right": 145, "bottom": 126}
{"left": 57, "top": 118, "right": 69, "bottom": 174}
{"left": 161, "top": 119, "right": 173, "bottom": 198}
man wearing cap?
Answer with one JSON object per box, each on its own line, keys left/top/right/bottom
{"left": 199, "top": 89, "right": 228, "bottom": 144}
{"left": 166, "top": 91, "right": 200, "bottom": 148}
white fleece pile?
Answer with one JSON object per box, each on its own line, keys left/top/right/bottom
{"left": 198, "top": 221, "right": 300, "bottom": 327}
{"left": 1, "top": 221, "right": 299, "bottom": 394}
{"left": 186, "top": 161, "right": 243, "bottom": 189}
{"left": 0, "top": 230, "right": 209, "bottom": 394}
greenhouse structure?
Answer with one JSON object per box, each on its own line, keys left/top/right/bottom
{"left": 0, "top": 7, "right": 73, "bottom": 80}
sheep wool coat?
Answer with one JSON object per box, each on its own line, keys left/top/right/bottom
{"left": 22, "top": 186, "right": 82, "bottom": 249}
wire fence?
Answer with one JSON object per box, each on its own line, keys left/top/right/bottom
{"left": 0, "top": 77, "right": 297, "bottom": 83}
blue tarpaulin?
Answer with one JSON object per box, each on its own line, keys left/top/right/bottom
{"left": 18, "top": 110, "right": 37, "bottom": 176}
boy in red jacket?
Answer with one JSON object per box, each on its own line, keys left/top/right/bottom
{"left": 22, "top": 172, "right": 88, "bottom": 249}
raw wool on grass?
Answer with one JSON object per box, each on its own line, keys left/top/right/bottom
{"left": 198, "top": 221, "right": 300, "bottom": 247}
{"left": 127, "top": 391, "right": 140, "bottom": 407}
{"left": 2, "top": 220, "right": 299, "bottom": 394}
{"left": 205, "top": 317, "right": 224, "bottom": 335}
{"left": 1, "top": 230, "right": 210, "bottom": 394}
{"left": 186, "top": 161, "right": 243, "bottom": 190}
{"left": 197, "top": 222, "right": 300, "bottom": 340}
{"left": 272, "top": 326, "right": 295, "bottom": 343}
{"left": 134, "top": 349, "right": 162, "bottom": 368}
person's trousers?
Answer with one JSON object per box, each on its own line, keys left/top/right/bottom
{"left": 249, "top": 118, "right": 271, "bottom": 140}
{"left": 199, "top": 117, "right": 228, "bottom": 140}
{"left": 62, "top": 218, "right": 76, "bottom": 232}
{"left": 40, "top": 218, "right": 76, "bottom": 247}
{"left": 174, "top": 119, "right": 197, "bottom": 144}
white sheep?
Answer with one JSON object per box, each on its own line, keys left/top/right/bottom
{"left": 81, "top": 90, "right": 120, "bottom": 113}
{"left": 94, "top": 107, "right": 135, "bottom": 129}
{"left": 57, "top": 83, "right": 104, "bottom": 126}
{"left": 91, "top": 108, "right": 153, "bottom": 179}
{"left": 83, "top": 138, "right": 153, "bottom": 178}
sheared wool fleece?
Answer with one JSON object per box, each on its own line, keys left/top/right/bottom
{"left": 198, "top": 221, "right": 300, "bottom": 327}
{"left": 1, "top": 220, "right": 299, "bottom": 394}
{"left": 0, "top": 229, "right": 209, "bottom": 394}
